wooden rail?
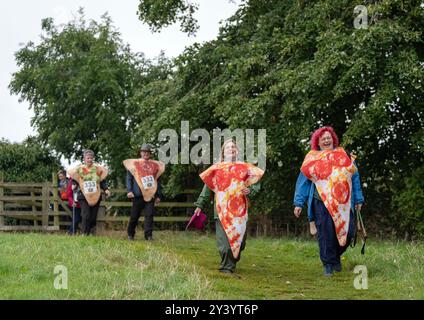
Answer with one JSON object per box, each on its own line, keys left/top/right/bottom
{"left": 0, "top": 172, "right": 197, "bottom": 232}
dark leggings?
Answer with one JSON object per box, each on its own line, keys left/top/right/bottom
{"left": 313, "top": 198, "right": 356, "bottom": 266}
{"left": 79, "top": 200, "right": 100, "bottom": 235}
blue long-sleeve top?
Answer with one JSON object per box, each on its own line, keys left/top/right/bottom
{"left": 293, "top": 163, "right": 365, "bottom": 221}
{"left": 126, "top": 170, "right": 163, "bottom": 200}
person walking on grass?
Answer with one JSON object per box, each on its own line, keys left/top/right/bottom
{"left": 123, "top": 144, "right": 165, "bottom": 241}
{"left": 194, "top": 139, "right": 264, "bottom": 277}
{"left": 293, "top": 126, "right": 364, "bottom": 276}
{"left": 67, "top": 149, "right": 110, "bottom": 236}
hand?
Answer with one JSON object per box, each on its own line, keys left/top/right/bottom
{"left": 194, "top": 207, "right": 202, "bottom": 216}
{"left": 241, "top": 188, "right": 251, "bottom": 196}
{"left": 71, "top": 184, "right": 76, "bottom": 190}
{"left": 294, "top": 206, "right": 302, "bottom": 218}
{"left": 355, "top": 203, "right": 362, "bottom": 212}
{"left": 104, "top": 189, "right": 111, "bottom": 198}
{"left": 155, "top": 197, "right": 161, "bottom": 205}
{"left": 127, "top": 192, "right": 135, "bottom": 199}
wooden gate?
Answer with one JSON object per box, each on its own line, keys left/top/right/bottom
{"left": 0, "top": 172, "right": 196, "bottom": 232}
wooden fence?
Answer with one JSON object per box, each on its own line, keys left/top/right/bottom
{"left": 0, "top": 172, "right": 196, "bottom": 232}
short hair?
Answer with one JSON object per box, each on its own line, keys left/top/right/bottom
{"left": 57, "top": 169, "right": 66, "bottom": 176}
{"left": 83, "top": 149, "right": 95, "bottom": 157}
{"left": 310, "top": 126, "right": 339, "bottom": 150}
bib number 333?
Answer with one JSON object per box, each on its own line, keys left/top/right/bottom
{"left": 83, "top": 181, "right": 97, "bottom": 193}
{"left": 141, "top": 176, "right": 155, "bottom": 189}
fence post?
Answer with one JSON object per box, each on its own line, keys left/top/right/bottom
{"left": 31, "top": 189, "right": 37, "bottom": 226}
{"left": 0, "top": 172, "right": 4, "bottom": 227}
{"left": 52, "top": 173, "right": 59, "bottom": 229}
{"left": 42, "top": 183, "right": 49, "bottom": 226}
{"left": 96, "top": 194, "right": 106, "bottom": 234}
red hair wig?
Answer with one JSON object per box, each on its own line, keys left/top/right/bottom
{"left": 310, "top": 126, "right": 339, "bottom": 150}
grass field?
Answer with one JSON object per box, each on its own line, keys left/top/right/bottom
{"left": 0, "top": 230, "right": 423, "bottom": 299}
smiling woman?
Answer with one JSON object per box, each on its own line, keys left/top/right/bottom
{"left": 194, "top": 139, "right": 264, "bottom": 277}
{"left": 293, "top": 126, "right": 365, "bottom": 277}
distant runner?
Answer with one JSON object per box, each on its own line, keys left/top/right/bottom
{"left": 123, "top": 144, "right": 165, "bottom": 241}
{"left": 67, "top": 149, "right": 110, "bottom": 236}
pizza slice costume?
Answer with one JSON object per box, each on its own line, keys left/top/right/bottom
{"left": 300, "top": 147, "right": 357, "bottom": 246}
{"left": 199, "top": 162, "right": 264, "bottom": 259}
{"left": 123, "top": 159, "right": 165, "bottom": 202}
{"left": 68, "top": 164, "right": 108, "bottom": 207}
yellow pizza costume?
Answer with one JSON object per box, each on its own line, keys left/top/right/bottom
{"left": 67, "top": 164, "right": 108, "bottom": 207}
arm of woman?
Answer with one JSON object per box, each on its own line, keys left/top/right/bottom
{"left": 193, "top": 184, "right": 212, "bottom": 215}
{"left": 293, "top": 172, "right": 312, "bottom": 217}
{"left": 352, "top": 164, "right": 365, "bottom": 211}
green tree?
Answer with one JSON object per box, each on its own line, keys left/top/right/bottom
{"left": 132, "top": 0, "right": 424, "bottom": 234}
{"left": 0, "top": 138, "right": 61, "bottom": 182}
{"left": 9, "top": 1, "right": 424, "bottom": 236}
{"left": 137, "top": 0, "right": 200, "bottom": 35}
{"left": 9, "top": 9, "right": 146, "bottom": 181}
{"left": 393, "top": 165, "right": 424, "bottom": 238}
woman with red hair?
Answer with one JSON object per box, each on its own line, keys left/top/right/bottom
{"left": 293, "top": 126, "right": 364, "bottom": 276}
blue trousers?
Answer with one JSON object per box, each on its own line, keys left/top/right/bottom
{"left": 313, "top": 198, "right": 356, "bottom": 266}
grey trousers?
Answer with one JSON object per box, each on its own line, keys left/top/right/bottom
{"left": 215, "top": 219, "right": 247, "bottom": 272}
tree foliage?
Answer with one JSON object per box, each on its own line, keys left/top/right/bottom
{"left": 393, "top": 165, "right": 424, "bottom": 236}
{"left": 9, "top": 9, "right": 146, "bottom": 181}
{"left": 132, "top": 0, "right": 424, "bottom": 232}
{"left": 137, "top": 0, "right": 200, "bottom": 35}
{"left": 0, "top": 138, "right": 61, "bottom": 182}
{"left": 10, "top": 1, "right": 424, "bottom": 235}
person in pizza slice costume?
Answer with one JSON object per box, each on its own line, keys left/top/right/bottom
{"left": 293, "top": 126, "right": 364, "bottom": 276}
{"left": 123, "top": 144, "right": 165, "bottom": 241}
{"left": 194, "top": 139, "right": 264, "bottom": 276}
{"left": 67, "top": 150, "right": 110, "bottom": 236}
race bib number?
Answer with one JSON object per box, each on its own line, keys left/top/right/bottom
{"left": 83, "top": 181, "right": 97, "bottom": 193}
{"left": 141, "top": 175, "right": 155, "bottom": 189}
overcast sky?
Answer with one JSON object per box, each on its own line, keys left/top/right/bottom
{"left": 0, "top": 0, "right": 241, "bottom": 143}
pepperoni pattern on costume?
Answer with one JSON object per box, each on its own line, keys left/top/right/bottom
{"left": 200, "top": 162, "right": 264, "bottom": 258}
{"left": 123, "top": 159, "right": 165, "bottom": 202}
{"left": 300, "top": 147, "right": 357, "bottom": 246}
{"left": 134, "top": 160, "right": 159, "bottom": 178}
